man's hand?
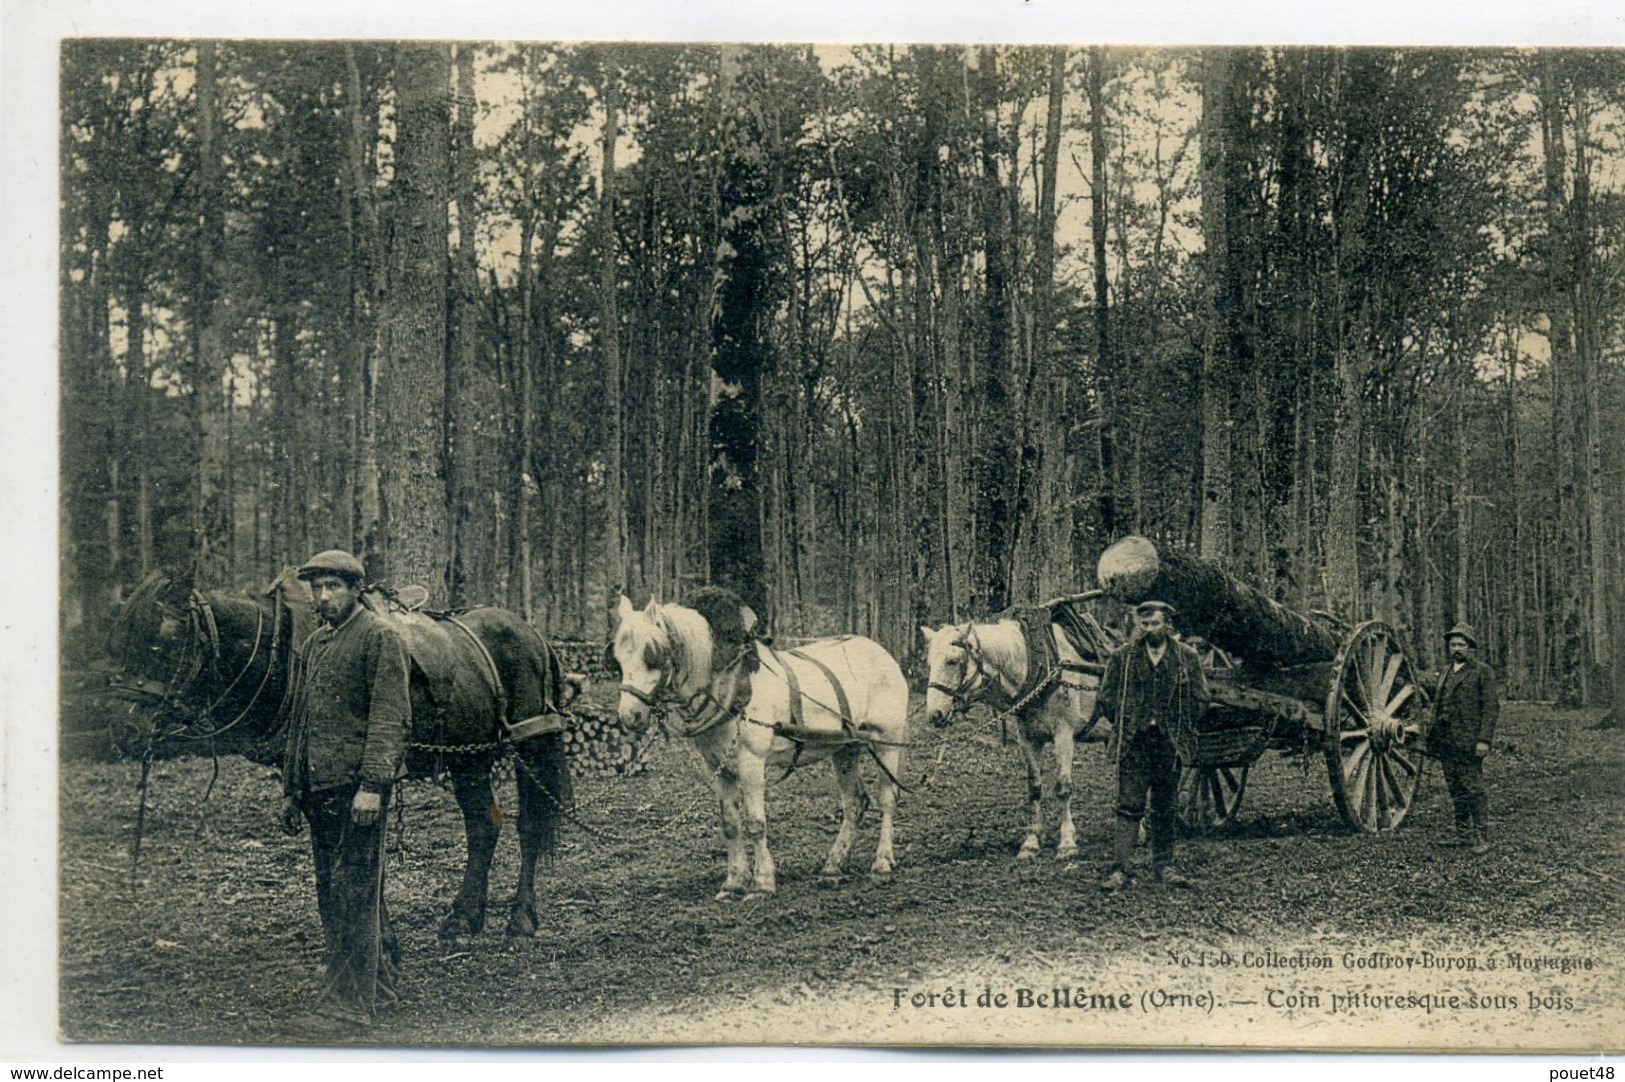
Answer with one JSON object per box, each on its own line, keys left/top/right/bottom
{"left": 1474, "top": 740, "right": 1490, "bottom": 758}
{"left": 351, "top": 788, "right": 382, "bottom": 826}
{"left": 280, "top": 798, "right": 304, "bottom": 836}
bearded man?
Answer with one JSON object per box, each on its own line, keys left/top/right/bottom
{"left": 1429, "top": 623, "right": 1499, "bottom": 855}
{"left": 1092, "top": 600, "right": 1209, "bottom": 892}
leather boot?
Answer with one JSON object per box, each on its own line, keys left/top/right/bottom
{"left": 1470, "top": 799, "right": 1490, "bottom": 855}
{"left": 1436, "top": 818, "right": 1472, "bottom": 848}
{"left": 1100, "top": 817, "right": 1139, "bottom": 891}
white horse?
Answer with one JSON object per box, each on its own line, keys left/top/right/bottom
{"left": 613, "top": 589, "right": 911, "bottom": 899}
{"left": 921, "top": 613, "right": 1113, "bottom": 860}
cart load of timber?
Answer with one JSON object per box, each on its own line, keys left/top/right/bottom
{"left": 1097, "top": 536, "right": 1431, "bottom": 835}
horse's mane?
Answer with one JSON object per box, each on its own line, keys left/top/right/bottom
{"left": 972, "top": 619, "right": 1030, "bottom": 688}
{"left": 685, "top": 586, "right": 760, "bottom": 674}
{"left": 107, "top": 572, "right": 172, "bottom": 664}
{"left": 616, "top": 601, "right": 717, "bottom": 692}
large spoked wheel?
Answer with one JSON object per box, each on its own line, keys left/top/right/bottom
{"left": 1323, "top": 621, "right": 1429, "bottom": 833}
{"left": 1178, "top": 763, "right": 1249, "bottom": 834}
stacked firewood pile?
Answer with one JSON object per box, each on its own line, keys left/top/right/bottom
{"left": 559, "top": 701, "right": 655, "bottom": 778}
{"left": 551, "top": 639, "right": 653, "bottom": 778}
{"left": 550, "top": 638, "right": 615, "bottom": 682}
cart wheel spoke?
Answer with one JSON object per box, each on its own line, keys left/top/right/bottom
{"left": 1342, "top": 737, "right": 1372, "bottom": 784}
{"left": 1377, "top": 650, "right": 1403, "bottom": 709}
{"left": 1387, "top": 747, "right": 1418, "bottom": 778}
{"left": 1178, "top": 762, "right": 1249, "bottom": 834}
{"left": 1384, "top": 682, "right": 1415, "bottom": 716}
{"left": 1385, "top": 754, "right": 1413, "bottom": 810}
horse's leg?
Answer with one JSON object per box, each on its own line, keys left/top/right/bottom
{"left": 736, "top": 749, "right": 776, "bottom": 897}
{"left": 710, "top": 751, "right": 750, "bottom": 900}
{"left": 442, "top": 763, "right": 502, "bottom": 939}
{"left": 823, "top": 745, "right": 868, "bottom": 879}
{"left": 1053, "top": 714, "right": 1079, "bottom": 860}
{"left": 506, "top": 733, "right": 569, "bottom": 940}
{"left": 869, "top": 742, "right": 902, "bottom": 879}
{"left": 1015, "top": 730, "right": 1045, "bottom": 860}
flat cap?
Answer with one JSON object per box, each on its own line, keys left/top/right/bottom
{"left": 297, "top": 549, "right": 366, "bottom": 583}
{"left": 1134, "top": 600, "right": 1177, "bottom": 617}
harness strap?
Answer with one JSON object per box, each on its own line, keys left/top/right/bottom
{"left": 445, "top": 615, "right": 509, "bottom": 727}
{"left": 780, "top": 655, "right": 806, "bottom": 730}
{"left": 193, "top": 594, "right": 222, "bottom": 668}
{"left": 787, "top": 649, "right": 854, "bottom": 734}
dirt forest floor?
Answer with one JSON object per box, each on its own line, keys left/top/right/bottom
{"left": 56, "top": 697, "right": 1625, "bottom": 1052}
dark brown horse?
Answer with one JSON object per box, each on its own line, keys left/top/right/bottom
{"left": 106, "top": 570, "right": 573, "bottom": 941}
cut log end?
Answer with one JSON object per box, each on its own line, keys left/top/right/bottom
{"left": 1097, "top": 535, "right": 1162, "bottom": 602}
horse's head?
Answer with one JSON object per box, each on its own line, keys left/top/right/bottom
{"left": 103, "top": 572, "right": 205, "bottom": 753}
{"left": 920, "top": 622, "right": 987, "bottom": 728}
{"left": 610, "top": 595, "right": 682, "bottom": 732}
{"left": 104, "top": 572, "right": 289, "bottom": 760}
{"left": 107, "top": 573, "right": 196, "bottom": 691}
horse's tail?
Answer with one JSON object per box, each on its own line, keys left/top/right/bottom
{"left": 462, "top": 608, "right": 574, "bottom": 863}
{"left": 519, "top": 630, "right": 573, "bottom": 864}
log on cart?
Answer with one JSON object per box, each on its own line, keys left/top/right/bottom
{"left": 1097, "top": 536, "right": 1431, "bottom": 835}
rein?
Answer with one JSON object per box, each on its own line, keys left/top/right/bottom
{"left": 928, "top": 626, "right": 997, "bottom": 707}
{"left": 618, "top": 631, "right": 753, "bottom": 739}
{"left": 116, "top": 594, "right": 285, "bottom": 745}
{"left": 930, "top": 623, "right": 1098, "bottom": 736}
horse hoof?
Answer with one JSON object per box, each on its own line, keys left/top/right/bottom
{"left": 868, "top": 868, "right": 894, "bottom": 885}
{"left": 743, "top": 889, "right": 774, "bottom": 902}
{"left": 817, "top": 872, "right": 842, "bottom": 889}
{"left": 1056, "top": 846, "right": 1079, "bottom": 862}
{"left": 714, "top": 888, "right": 744, "bottom": 903}
{"left": 1016, "top": 843, "right": 1039, "bottom": 861}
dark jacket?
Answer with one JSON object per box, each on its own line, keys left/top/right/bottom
{"left": 284, "top": 604, "right": 411, "bottom": 798}
{"left": 1429, "top": 657, "right": 1499, "bottom": 755}
{"left": 1093, "top": 636, "right": 1209, "bottom": 764}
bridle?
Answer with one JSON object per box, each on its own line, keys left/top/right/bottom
{"left": 114, "top": 591, "right": 285, "bottom": 744}
{"left": 926, "top": 625, "right": 996, "bottom": 711}
{"left": 617, "top": 618, "right": 753, "bottom": 739}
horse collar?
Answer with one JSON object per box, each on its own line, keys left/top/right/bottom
{"left": 650, "top": 644, "right": 753, "bottom": 739}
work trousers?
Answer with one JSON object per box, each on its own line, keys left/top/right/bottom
{"left": 1438, "top": 751, "right": 1488, "bottom": 830}
{"left": 302, "top": 783, "right": 399, "bottom": 1023}
{"left": 1115, "top": 725, "right": 1181, "bottom": 868}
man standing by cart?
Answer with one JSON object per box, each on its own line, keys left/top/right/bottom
{"left": 1428, "top": 623, "right": 1498, "bottom": 855}
{"left": 280, "top": 549, "right": 412, "bottom": 1031}
{"left": 1093, "top": 600, "right": 1209, "bottom": 891}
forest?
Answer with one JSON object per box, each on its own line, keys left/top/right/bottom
{"left": 58, "top": 42, "right": 1624, "bottom": 710}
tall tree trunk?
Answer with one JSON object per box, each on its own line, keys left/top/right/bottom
{"left": 191, "top": 40, "right": 226, "bottom": 582}
{"left": 1538, "top": 56, "right": 1587, "bottom": 705}
{"left": 375, "top": 43, "right": 452, "bottom": 597}
{"left": 446, "top": 43, "right": 485, "bottom": 606}
{"left": 1571, "top": 87, "right": 1611, "bottom": 703}
{"left": 1197, "top": 47, "right": 1234, "bottom": 566}
{"left": 343, "top": 44, "right": 383, "bottom": 568}
{"left": 1088, "top": 46, "right": 1117, "bottom": 544}
{"left": 709, "top": 45, "right": 771, "bottom": 613}
{"left": 972, "top": 45, "right": 1015, "bottom": 612}
{"left": 600, "top": 54, "right": 628, "bottom": 598}
{"left": 1325, "top": 56, "right": 1372, "bottom": 620}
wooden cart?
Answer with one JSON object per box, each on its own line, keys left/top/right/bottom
{"left": 1097, "top": 537, "right": 1432, "bottom": 835}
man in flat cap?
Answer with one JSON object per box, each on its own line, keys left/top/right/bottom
{"left": 1092, "top": 600, "right": 1209, "bottom": 891}
{"left": 280, "top": 549, "right": 411, "bottom": 1030}
{"left": 1428, "top": 622, "right": 1498, "bottom": 855}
